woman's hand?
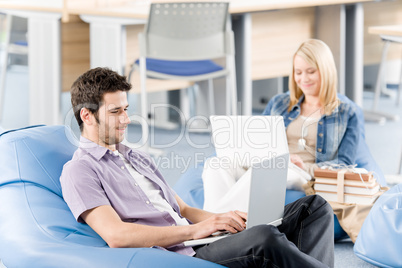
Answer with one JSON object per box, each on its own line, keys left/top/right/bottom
{"left": 290, "top": 154, "right": 305, "bottom": 170}
{"left": 189, "top": 210, "right": 247, "bottom": 240}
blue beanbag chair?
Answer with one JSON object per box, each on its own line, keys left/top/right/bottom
{"left": 0, "top": 125, "right": 223, "bottom": 268}
{"left": 354, "top": 183, "right": 402, "bottom": 268}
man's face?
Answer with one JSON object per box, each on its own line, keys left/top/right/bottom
{"left": 95, "top": 91, "right": 130, "bottom": 148}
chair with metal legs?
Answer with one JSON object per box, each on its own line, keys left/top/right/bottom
{"left": 127, "top": 2, "right": 237, "bottom": 151}
{"left": 0, "top": 14, "right": 28, "bottom": 122}
{"left": 365, "top": 25, "right": 402, "bottom": 124}
{"left": 0, "top": 13, "right": 11, "bottom": 122}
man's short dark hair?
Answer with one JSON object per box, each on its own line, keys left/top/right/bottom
{"left": 70, "top": 67, "right": 132, "bottom": 131}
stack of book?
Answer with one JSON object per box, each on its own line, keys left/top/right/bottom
{"left": 313, "top": 168, "right": 382, "bottom": 205}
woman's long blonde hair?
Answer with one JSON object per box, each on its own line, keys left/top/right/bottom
{"left": 288, "top": 39, "right": 339, "bottom": 115}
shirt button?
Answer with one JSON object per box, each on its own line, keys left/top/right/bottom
{"left": 146, "top": 201, "right": 150, "bottom": 204}
{"left": 317, "top": 148, "right": 322, "bottom": 152}
{"left": 319, "top": 121, "right": 323, "bottom": 125}
{"left": 134, "top": 183, "right": 138, "bottom": 186}
{"left": 319, "top": 133, "right": 323, "bottom": 137}
{"left": 121, "top": 166, "right": 125, "bottom": 170}
{"left": 171, "top": 224, "right": 176, "bottom": 226}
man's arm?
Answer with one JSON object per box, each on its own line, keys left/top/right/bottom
{"left": 82, "top": 205, "right": 193, "bottom": 248}
{"left": 82, "top": 198, "right": 247, "bottom": 248}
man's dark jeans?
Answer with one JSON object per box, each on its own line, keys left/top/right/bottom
{"left": 194, "top": 195, "right": 334, "bottom": 268}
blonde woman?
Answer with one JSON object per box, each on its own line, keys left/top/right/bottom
{"left": 203, "top": 39, "right": 360, "bottom": 213}
{"left": 262, "top": 39, "right": 359, "bottom": 174}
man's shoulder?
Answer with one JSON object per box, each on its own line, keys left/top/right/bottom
{"left": 61, "top": 148, "right": 99, "bottom": 181}
{"left": 66, "top": 147, "right": 93, "bottom": 166}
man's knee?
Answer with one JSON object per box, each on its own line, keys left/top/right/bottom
{"left": 302, "top": 195, "right": 333, "bottom": 216}
{"left": 246, "top": 225, "right": 285, "bottom": 255}
{"left": 311, "top": 195, "right": 333, "bottom": 219}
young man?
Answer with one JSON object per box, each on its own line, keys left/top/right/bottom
{"left": 61, "top": 67, "right": 334, "bottom": 268}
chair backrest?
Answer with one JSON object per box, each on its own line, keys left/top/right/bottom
{"left": 142, "top": 2, "right": 231, "bottom": 60}
{"left": 0, "top": 125, "right": 78, "bottom": 196}
{"left": 0, "top": 125, "right": 107, "bottom": 247}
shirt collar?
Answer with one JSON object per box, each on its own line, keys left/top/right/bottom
{"left": 292, "top": 94, "right": 341, "bottom": 117}
{"left": 289, "top": 94, "right": 305, "bottom": 112}
{"left": 79, "top": 136, "right": 133, "bottom": 161}
{"left": 79, "top": 136, "right": 109, "bottom": 161}
{"left": 116, "top": 142, "right": 133, "bottom": 159}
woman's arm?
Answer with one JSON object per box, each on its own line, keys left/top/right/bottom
{"left": 337, "top": 109, "right": 360, "bottom": 165}
{"left": 318, "top": 107, "right": 360, "bottom": 167}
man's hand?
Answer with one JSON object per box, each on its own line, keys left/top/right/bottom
{"left": 190, "top": 210, "right": 247, "bottom": 240}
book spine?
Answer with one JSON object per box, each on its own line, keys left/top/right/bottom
{"left": 315, "top": 191, "right": 379, "bottom": 205}
{"left": 313, "top": 170, "right": 373, "bottom": 181}
{"left": 314, "top": 184, "right": 380, "bottom": 195}
{"left": 314, "top": 178, "right": 377, "bottom": 188}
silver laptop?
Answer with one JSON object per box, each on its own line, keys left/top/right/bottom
{"left": 210, "top": 115, "right": 289, "bottom": 165}
{"left": 183, "top": 116, "right": 289, "bottom": 247}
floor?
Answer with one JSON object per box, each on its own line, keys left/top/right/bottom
{"left": 1, "top": 65, "right": 402, "bottom": 267}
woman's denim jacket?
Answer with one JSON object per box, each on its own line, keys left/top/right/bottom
{"left": 262, "top": 93, "right": 360, "bottom": 166}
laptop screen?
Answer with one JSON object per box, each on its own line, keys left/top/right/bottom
{"left": 210, "top": 115, "right": 289, "bottom": 167}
